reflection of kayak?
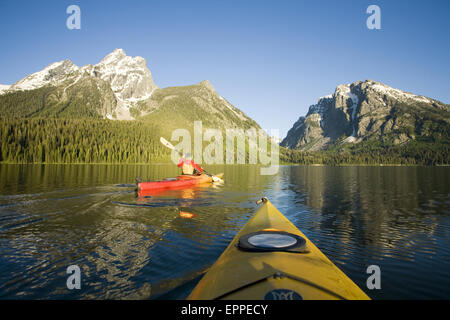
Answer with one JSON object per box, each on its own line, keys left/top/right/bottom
{"left": 137, "top": 173, "right": 223, "bottom": 192}
{"left": 188, "top": 198, "right": 370, "bottom": 300}
{"left": 137, "top": 182, "right": 212, "bottom": 198}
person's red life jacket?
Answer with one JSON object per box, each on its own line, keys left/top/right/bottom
{"left": 177, "top": 158, "right": 203, "bottom": 174}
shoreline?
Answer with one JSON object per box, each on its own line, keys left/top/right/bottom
{"left": 0, "top": 162, "right": 448, "bottom": 167}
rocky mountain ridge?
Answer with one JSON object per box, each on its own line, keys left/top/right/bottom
{"left": 281, "top": 80, "right": 449, "bottom": 151}
{"left": 1, "top": 49, "right": 158, "bottom": 120}
{"left": 0, "top": 49, "right": 258, "bottom": 131}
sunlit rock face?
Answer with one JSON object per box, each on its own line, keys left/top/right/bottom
{"left": 281, "top": 80, "right": 449, "bottom": 151}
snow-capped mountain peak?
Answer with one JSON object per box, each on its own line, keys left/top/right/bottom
{"left": 9, "top": 59, "right": 79, "bottom": 91}
{"left": 99, "top": 48, "right": 127, "bottom": 65}
{"left": 92, "top": 49, "right": 157, "bottom": 119}
{"left": 281, "top": 80, "right": 448, "bottom": 151}
{"left": 94, "top": 48, "right": 156, "bottom": 102}
{"left": 368, "top": 80, "right": 433, "bottom": 104}
{"left": 0, "top": 49, "right": 158, "bottom": 120}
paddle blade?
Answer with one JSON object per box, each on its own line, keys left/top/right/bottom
{"left": 160, "top": 137, "right": 175, "bottom": 150}
{"left": 212, "top": 175, "right": 224, "bottom": 182}
{"left": 214, "top": 173, "right": 224, "bottom": 179}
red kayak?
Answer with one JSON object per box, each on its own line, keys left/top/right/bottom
{"left": 137, "top": 173, "right": 223, "bottom": 192}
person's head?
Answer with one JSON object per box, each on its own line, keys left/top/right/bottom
{"left": 182, "top": 161, "right": 194, "bottom": 174}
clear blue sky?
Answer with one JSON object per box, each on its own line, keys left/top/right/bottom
{"left": 1, "top": 0, "right": 449, "bottom": 138}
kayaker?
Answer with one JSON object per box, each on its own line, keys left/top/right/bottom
{"left": 177, "top": 153, "right": 204, "bottom": 175}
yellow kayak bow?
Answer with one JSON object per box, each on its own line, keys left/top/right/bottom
{"left": 188, "top": 198, "right": 370, "bottom": 300}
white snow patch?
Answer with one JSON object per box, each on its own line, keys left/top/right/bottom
{"left": 80, "top": 65, "right": 95, "bottom": 76}
{"left": 125, "top": 88, "right": 155, "bottom": 103}
{"left": 0, "top": 84, "right": 11, "bottom": 94}
{"left": 319, "top": 94, "right": 333, "bottom": 100}
{"left": 372, "top": 83, "right": 432, "bottom": 104}
{"left": 309, "top": 100, "right": 327, "bottom": 116}
{"left": 343, "top": 136, "right": 357, "bottom": 143}
{"left": 63, "top": 74, "right": 82, "bottom": 94}
{"left": 10, "top": 60, "right": 79, "bottom": 91}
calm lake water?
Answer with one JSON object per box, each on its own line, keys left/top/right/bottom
{"left": 0, "top": 164, "right": 449, "bottom": 299}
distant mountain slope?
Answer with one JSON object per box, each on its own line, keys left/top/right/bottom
{"left": 281, "top": 80, "right": 450, "bottom": 151}
{"left": 0, "top": 49, "right": 264, "bottom": 164}
{"left": 0, "top": 49, "right": 259, "bottom": 133}
{"left": 132, "top": 80, "right": 259, "bottom": 136}
{"left": 0, "top": 78, "right": 117, "bottom": 118}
